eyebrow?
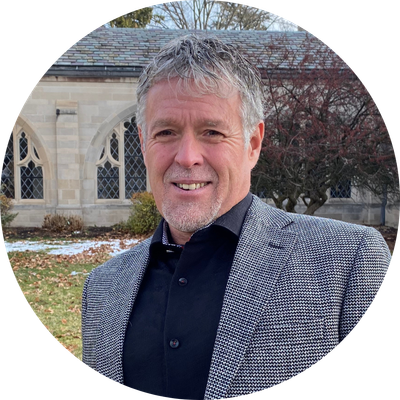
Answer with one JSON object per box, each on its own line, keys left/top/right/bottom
{"left": 151, "top": 119, "right": 176, "bottom": 129}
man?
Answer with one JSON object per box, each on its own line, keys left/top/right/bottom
{"left": 82, "top": 35, "right": 390, "bottom": 399}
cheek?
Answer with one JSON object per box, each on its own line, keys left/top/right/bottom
{"left": 146, "top": 147, "right": 171, "bottom": 179}
{"left": 210, "top": 157, "right": 237, "bottom": 187}
{"left": 221, "top": 153, "right": 250, "bottom": 187}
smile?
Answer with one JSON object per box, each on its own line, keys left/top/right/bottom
{"left": 174, "top": 182, "right": 208, "bottom": 191}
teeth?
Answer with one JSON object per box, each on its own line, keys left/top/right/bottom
{"left": 176, "top": 183, "right": 206, "bottom": 190}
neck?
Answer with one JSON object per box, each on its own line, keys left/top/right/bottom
{"left": 169, "top": 225, "right": 193, "bottom": 245}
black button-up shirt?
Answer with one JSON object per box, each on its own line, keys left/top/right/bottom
{"left": 123, "top": 193, "right": 253, "bottom": 399}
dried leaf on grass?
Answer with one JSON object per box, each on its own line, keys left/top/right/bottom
{"left": 7, "top": 234, "right": 142, "bottom": 360}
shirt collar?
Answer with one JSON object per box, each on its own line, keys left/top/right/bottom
{"left": 151, "top": 192, "right": 253, "bottom": 246}
{"left": 212, "top": 192, "right": 253, "bottom": 237}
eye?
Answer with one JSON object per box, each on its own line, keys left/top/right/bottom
{"left": 154, "top": 130, "right": 173, "bottom": 138}
{"left": 206, "top": 130, "right": 223, "bottom": 137}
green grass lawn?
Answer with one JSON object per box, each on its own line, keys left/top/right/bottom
{"left": 9, "top": 249, "right": 112, "bottom": 360}
{"left": 6, "top": 224, "right": 395, "bottom": 363}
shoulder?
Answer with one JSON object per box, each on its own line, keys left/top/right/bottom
{"left": 248, "top": 195, "right": 389, "bottom": 254}
{"left": 246, "top": 198, "right": 393, "bottom": 286}
{"left": 290, "top": 209, "right": 375, "bottom": 240}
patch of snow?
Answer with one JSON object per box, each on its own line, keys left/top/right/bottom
{"left": 70, "top": 271, "right": 89, "bottom": 276}
{"left": 4, "top": 239, "right": 139, "bottom": 256}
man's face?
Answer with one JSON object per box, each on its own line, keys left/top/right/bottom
{"left": 139, "top": 79, "right": 264, "bottom": 243}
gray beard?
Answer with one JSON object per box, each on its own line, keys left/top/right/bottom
{"left": 162, "top": 196, "right": 222, "bottom": 233}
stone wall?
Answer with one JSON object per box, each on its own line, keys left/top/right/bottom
{"left": 10, "top": 76, "right": 139, "bottom": 227}
{"left": 7, "top": 76, "right": 399, "bottom": 229}
{"left": 264, "top": 192, "right": 399, "bottom": 229}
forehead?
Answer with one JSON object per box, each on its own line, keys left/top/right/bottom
{"left": 145, "top": 79, "right": 242, "bottom": 122}
{"left": 151, "top": 76, "right": 238, "bottom": 98}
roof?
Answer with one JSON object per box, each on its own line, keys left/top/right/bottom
{"left": 46, "top": 27, "right": 343, "bottom": 78}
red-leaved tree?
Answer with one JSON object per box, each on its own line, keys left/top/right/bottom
{"left": 250, "top": 33, "right": 398, "bottom": 215}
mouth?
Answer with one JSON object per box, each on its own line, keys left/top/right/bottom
{"left": 173, "top": 182, "right": 209, "bottom": 191}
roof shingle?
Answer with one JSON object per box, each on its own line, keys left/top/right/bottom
{"left": 47, "top": 27, "right": 344, "bottom": 77}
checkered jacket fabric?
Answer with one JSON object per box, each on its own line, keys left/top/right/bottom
{"left": 82, "top": 196, "right": 390, "bottom": 399}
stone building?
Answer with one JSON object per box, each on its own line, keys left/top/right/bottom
{"left": 2, "top": 27, "right": 398, "bottom": 227}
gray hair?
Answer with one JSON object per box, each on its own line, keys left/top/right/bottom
{"left": 136, "top": 35, "right": 264, "bottom": 147}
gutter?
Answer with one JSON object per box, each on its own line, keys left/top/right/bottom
{"left": 44, "top": 65, "right": 144, "bottom": 78}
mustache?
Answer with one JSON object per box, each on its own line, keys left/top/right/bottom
{"left": 164, "top": 165, "right": 218, "bottom": 182}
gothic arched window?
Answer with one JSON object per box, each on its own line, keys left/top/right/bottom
{"left": 1, "top": 130, "right": 44, "bottom": 200}
{"left": 1, "top": 133, "right": 15, "bottom": 198}
{"left": 96, "top": 116, "right": 146, "bottom": 200}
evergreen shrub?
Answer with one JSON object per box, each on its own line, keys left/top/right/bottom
{"left": 125, "top": 191, "right": 161, "bottom": 235}
{"left": 0, "top": 185, "right": 18, "bottom": 228}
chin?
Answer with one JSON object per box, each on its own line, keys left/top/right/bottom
{"left": 162, "top": 200, "right": 222, "bottom": 233}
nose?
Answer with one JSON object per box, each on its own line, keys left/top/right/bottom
{"left": 174, "top": 133, "right": 203, "bottom": 168}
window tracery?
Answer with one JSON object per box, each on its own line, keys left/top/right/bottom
{"left": 96, "top": 116, "right": 146, "bottom": 200}
{"left": 1, "top": 129, "right": 44, "bottom": 200}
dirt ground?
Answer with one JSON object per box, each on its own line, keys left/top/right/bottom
{"left": 3, "top": 224, "right": 397, "bottom": 252}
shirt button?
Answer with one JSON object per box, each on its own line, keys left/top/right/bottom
{"left": 169, "top": 339, "right": 180, "bottom": 348}
{"left": 178, "top": 277, "right": 187, "bottom": 286}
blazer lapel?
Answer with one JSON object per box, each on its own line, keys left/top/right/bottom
{"left": 205, "top": 198, "right": 297, "bottom": 399}
{"left": 95, "top": 240, "right": 150, "bottom": 383}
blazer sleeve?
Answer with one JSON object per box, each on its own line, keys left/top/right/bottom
{"left": 81, "top": 264, "right": 113, "bottom": 369}
{"left": 339, "top": 226, "right": 391, "bottom": 341}
{"left": 81, "top": 271, "right": 94, "bottom": 367}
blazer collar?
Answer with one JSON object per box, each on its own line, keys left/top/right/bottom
{"left": 205, "top": 197, "right": 297, "bottom": 399}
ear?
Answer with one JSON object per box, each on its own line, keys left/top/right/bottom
{"left": 248, "top": 120, "right": 264, "bottom": 169}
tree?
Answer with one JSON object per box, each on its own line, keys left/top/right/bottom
{"left": 212, "top": 2, "right": 275, "bottom": 30}
{"left": 251, "top": 33, "right": 398, "bottom": 216}
{"left": 154, "top": 1, "right": 213, "bottom": 30}
{"left": 109, "top": 8, "right": 153, "bottom": 28}
{"left": 152, "top": 1, "right": 294, "bottom": 31}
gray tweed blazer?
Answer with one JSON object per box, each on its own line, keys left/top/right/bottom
{"left": 82, "top": 196, "right": 390, "bottom": 399}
